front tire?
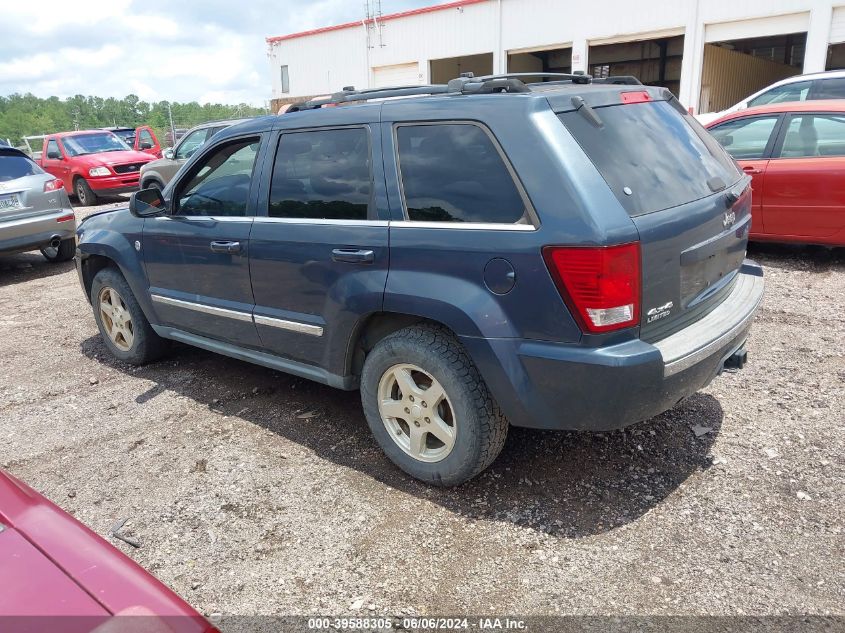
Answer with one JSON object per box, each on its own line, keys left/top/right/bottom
{"left": 90, "top": 267, "right": 167, "bottom": 364}
{"left": 74, "top": 177, "right": 98, "bottom": 206}
{"left": 360, "top": 325, "right": 508, "bottom": 486}
{"left": 40, "top": 238, "right": 75, "bottom": 263}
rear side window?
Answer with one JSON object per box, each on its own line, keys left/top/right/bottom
{"left": 748, "top": 80, "right": 812, "bottom": 107}
{"left": 559, "top": 100, "right": 741, "bottom": 216}
{"left": 779, "top": 113, "right": 845, "bottom": 158}
{"left": 269, "top": 127, "right": 372, "bottom": 221}
{"left": 709, "top": 116, "right": 780, "bottom": 159}
{"left": 814, "top": 78, "right": 845, "bottom": 99}
{"left": 396, "top": 123, "right": 527, "bottom": 223}
{"left": 0, "top": 152, "right": 44, "bottom": 181}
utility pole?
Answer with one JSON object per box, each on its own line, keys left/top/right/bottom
{"left": 167, "top": 102, "right": 176, "bottom": 146}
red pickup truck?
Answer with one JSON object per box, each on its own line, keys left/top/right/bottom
{"left": 38, "top": 130, "right": 155, "bottom": 206}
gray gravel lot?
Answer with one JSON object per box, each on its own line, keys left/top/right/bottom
{"left": 1, "top": 200, "right": 843, "bottom": 618}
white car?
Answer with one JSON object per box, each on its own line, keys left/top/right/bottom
{"left": 696, "top": 69, "right": 845, "bottom": 125}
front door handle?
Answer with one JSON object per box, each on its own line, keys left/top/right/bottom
{"left": 332, "top": 248, "right": 375, "bottom": 264}
{"left": 742, "top": 166, "right": 763, "bottom": 175}
{"left": 210, "top": 240, "right": 241, "bottom": 254}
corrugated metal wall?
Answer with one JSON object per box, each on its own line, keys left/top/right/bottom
{"left": 699, "top": 44, "right": 798, "bottom": 113}
{"left": 830, "top": 6, "right": 845, "bottom": 44}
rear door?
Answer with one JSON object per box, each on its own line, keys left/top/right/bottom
{"left": 707, "top": 113, "right": 784, "bottom": 235}
{"left": 558, "top": 95, "right": 750, "bottom": 341}
{"left": 762, "top": 111, "right": 845, "bottom": 240}
{"left": 143, "top": 134, "right": 264, "bottom": 347}
{"left": 247, "top": 123, "right": 389, "bottom": 373}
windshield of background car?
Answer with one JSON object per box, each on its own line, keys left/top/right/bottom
{"left": 558, "top": 99, "right": 741, "bottom": 217}
{"left": 63, "top": 132, "right": 131, "bottom": 156}
{"left": 0, "top": 151, "right": 44, "bottom": 181}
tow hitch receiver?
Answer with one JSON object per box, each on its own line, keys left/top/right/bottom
{"left": 723, "top": 347, "right": 748, "bottom": 371}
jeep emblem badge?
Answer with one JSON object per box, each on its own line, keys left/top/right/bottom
{"left": 723, "top": 210, "right": 736, "bottom": 228}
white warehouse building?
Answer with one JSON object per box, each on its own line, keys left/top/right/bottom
{"left": 266, "top": 0, "right": 845, "bottom": 114}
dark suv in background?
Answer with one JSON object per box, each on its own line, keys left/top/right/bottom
{"left": 74, "top": 74, "right": 764, "bottom": 486}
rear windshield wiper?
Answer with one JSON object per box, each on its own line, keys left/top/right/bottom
{"left": 571, "top": 96, "right": 604, "bottom": 128}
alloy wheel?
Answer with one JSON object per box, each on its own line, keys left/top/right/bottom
{"left": 98, "top": 286, "right": 134, "bottom": 352}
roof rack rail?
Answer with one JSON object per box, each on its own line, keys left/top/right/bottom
{"left": 302, "top": 84, "right": 450, "bottom": 109}
{"left": 592, "top": 75, "right": 643, "bottom": 85}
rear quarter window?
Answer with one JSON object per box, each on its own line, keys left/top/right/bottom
{"left": 559, "top": 100, "right": 741, "bottom": 216}
{"left": 396, "top": 123, "right": 529, "bottom": 224}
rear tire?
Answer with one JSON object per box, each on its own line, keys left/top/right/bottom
{"left": 40, "top": 238, "right": 75, "bottom": 263}
{"left": 74, "top": 177, "right": 98, "bottom": 206}
{"left": 141, "top": 179, "right": 164, "bottom": 194}
{"left": 91, "top": 267, "right": 167, "bottom": 365}
{"left": 360, "top": 324, "right": 508, "bottom": 486}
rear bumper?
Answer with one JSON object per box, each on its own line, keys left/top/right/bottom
{"left": 463, "top": 260, "right": 765, "bottom": 431}
{"left": 0, "top": 209, "right": 77, "bottom": 255}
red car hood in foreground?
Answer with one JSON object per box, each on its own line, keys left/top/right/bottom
{"left": 69, "top": 150, "right": 154, "bottom": 169}
{"left": 0, "top": 470, "right": 213, "bottom": 632}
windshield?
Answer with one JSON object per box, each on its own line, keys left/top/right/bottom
{"left": 63, "top": 132, "right": 130, "bottom": 156}
{"left": 0, "top": 151, "right": 44, "bottom": 181}
{"left": 559, "top": 100, "right": 741, "bottom": 217}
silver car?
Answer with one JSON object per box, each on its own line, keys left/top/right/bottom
{"left": 0, "top": 147, "right": 77, "bottom": 262}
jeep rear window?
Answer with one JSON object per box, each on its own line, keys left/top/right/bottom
{"left": 558, "top": 100, "right": 741, "bottom": 217}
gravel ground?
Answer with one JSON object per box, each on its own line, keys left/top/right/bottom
{"left": 1, "top": 200, "right": 843, "bottom": 618}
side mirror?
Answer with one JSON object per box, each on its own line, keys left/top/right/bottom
{"left": 163, "top": 148, "right": 174, "bottom": 160}
{"left": 140, "top": 142, "right": 153, "bottom": 150}
{"left": 129, "top": 188, "right": 166, "bottom": 218}
{"left": 47, "top": 150, "right": 62, "bottom": 160}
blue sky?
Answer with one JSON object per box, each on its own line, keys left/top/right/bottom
{"left": 0, "top": 0, "right": 445, "bottom": 105}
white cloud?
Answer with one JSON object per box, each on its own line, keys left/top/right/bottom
{"left": 0, "top": 0, "right": 440, "bottom": 105}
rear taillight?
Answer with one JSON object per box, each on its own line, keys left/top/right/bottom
{"left": 620, "top": 91, "right": 651, "bottom": 104}
{"left": 44, "top": 179, "right": 63, "bottom": 192}
{"left": 543, "top": 243, "right": 641, "bottom": 334}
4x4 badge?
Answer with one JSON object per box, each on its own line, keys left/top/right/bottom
{"left": 647, "top": 301, "right": 674, "bottom": 323}
{"left": 723, "top": 210, "right": 736, "bottom": 228}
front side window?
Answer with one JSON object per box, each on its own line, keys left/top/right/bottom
{"left": 175, "top": 138, "right": 260, "bottom": 217}
{"left": 709, "top": 116, "right": 780, "bottom": 160}
{"left": 748, "top": 80, "right": 812, "bottom": 107}
{"left": 175, "top": 128, "right": 210, "bottom": 160}
{"left": 396, "top": 123, "right": 527, "bottom": 223}
{"left": 269, "top": 128, "right": 372, "bottom": 221}
{"left": 779, "top": 113, "right": 845, "bottom": 158}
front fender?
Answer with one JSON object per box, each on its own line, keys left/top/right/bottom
{"left": 76, "top": 211, "right": 155, "bottom": 322}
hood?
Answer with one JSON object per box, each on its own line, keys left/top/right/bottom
{"left": 73, "top": 150, "right": 154, "bottom": 168}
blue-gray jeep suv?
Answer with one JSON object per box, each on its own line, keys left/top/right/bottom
{"left": 75, "top": 74, "right": 764, "bottom": 485}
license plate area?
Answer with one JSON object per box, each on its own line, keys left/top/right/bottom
{"left": 0, "top": 193, "right": 22, "bottom": 210}
{"left": 680, "top": 214, "right": 750, "bottom": 307}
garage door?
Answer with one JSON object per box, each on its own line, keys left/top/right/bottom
{"left": 372, "top": 62, "right": 420, "bottom": 88}
{"left": 705, "top": 12, "right": 809, "bottom": 43}
{"left": 831, "top": 7, "right": 845, "bottom": 45}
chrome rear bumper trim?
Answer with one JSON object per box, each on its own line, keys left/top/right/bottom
{"left": 655, "top": 260, "right": 764, "bottom": 377}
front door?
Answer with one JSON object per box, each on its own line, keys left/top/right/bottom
{"left": 762, "top": 112, "right": 845, "bottom": 240}
{"left": 248, "top": 125, "right": 389, "bottom": 373}
{"left": 143, "top": 134, "right": 265, "bottom": 347}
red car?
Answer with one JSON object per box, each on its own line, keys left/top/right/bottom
{"left": 104, "top": 126, "right": 163, "bottom": 159}
{"left": 0, "top": 469, "right": 213, "bottom": 632}
{"left": 706, "top": 100, "right": 845, "bottom": 246}
{"left": 37, "top": 131, "right": 155, "bottom": 206}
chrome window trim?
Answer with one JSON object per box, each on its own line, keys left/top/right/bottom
{"left": 152, "top": 215, "right": 253, "bottom": 222}
{"left": 252, "top": 217, "right": 388, "bottom": 227}
{"left": 390, "top": 220, "right": 536, "bottom": 231}
{"left": 151, "top": 294, "right": 254, "bottom": 323}
{"left": 254, "top": 314, "right": 324, "bottom": 337}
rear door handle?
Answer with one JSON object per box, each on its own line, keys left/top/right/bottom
{"left": 210, "top": 240, "right": 241, "bottom": 254}
{"left": 742, "top": 166, "right": 763, "bottom": 175}
{"left": 332, "top": 248, "right": 375, "bottom": 264}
